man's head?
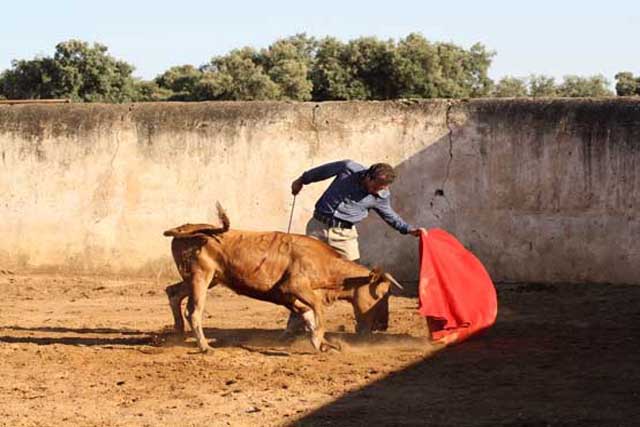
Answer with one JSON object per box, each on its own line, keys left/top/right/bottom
{"left": 363, "top": 163, "right": 396, "bottom": 195}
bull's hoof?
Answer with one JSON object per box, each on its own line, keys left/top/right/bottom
{"left": 320, "top": 341, "right": 341, "bottom": 353}
{"left": 197, "top": 341, "right": 213, "bottom": 353}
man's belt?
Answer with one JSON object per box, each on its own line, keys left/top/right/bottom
{"left": 313, "top": 212, "right": 354, "bottom": 229}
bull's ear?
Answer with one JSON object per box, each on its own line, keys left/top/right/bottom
{"left": 369, "top": 266, "right": 383, "bottom": 283}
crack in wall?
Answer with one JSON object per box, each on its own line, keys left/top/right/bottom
{"left": 310, "top": 104, "right": 321, "bottom": 163}
{"left": 93, "top": 123, "right": 123, "bottom": 225}
{"left": 428, "top": 101, "right": 456, "bottom": 218}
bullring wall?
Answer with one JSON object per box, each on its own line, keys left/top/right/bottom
{"left": 1, "top": 99, "right": 638, "bottom": 284}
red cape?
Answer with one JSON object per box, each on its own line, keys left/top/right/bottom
{"left": 418, "top": 229, "right": 498, "bottom": 344}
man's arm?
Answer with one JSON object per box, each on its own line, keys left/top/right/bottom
{"left": 372, "top": 197, "right": 413, "bottom": 234}
{"left": 372, "top": 198, "right": 427, "bottom": 237}
{"left": 291, "top": 160, "right": 357, "bottom": 195}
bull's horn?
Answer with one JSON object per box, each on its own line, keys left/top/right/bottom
{"left": 384, "top": 273, "right": 404, "bottom": 291}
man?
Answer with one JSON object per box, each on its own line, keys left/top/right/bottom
{"left": 284, "top": 159, "right": 426, "bottom": 334}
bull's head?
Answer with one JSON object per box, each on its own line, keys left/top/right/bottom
{"left": 352, "top": 267, "right": 403, "bottom": 335}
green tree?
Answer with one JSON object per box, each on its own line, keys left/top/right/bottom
{"left": 1, "top": 34, "right": 500, "bottom": 103}
{"left": 432, "top": 43, "right": 468, "bottom": 98}
{"left": 310, "top": 37, "right": 367, "bottom": 100}
{"left": 52, "top": 40, "right": 138, "bottom": 102}
{"left": 309, "top": 34, "right": 494, "bottom": 101}
{"left": 493, "top": 76, "right": 528, "bottom": 97}
{"left": 192, "top": 72, "right": 234, "bottom": 100}
{"left": 432, "top": 42, "right": 494, "bottom": 98}
{"left": 200, "top": 47, "right": 280, "bottom": 100}
{"left": 466, "top": 43, "right": 495, "bottom": 97}
{"left": 391, "top": 33, "right": 441, "bottom": 98}
{"left": 131, "top": 80, "right": 173, "bottom": 102}
{"left": 0, "top": 56, "right": 61, "bottom": 99}
{"left": 614, "top": 72, "right": 638, "bottom": 96}
{"left": 268, "top": 33, "right": 317, "bottom": 66}
{"left": 344, "top": 37, "right": 398, "bottom": 100}
{"left": 155, "top": 65, "right": 203, "bottom": 100}
{"left": 0, "top": 40, "right": 139, "bottom": 102}
{"left": 262, "top": 37, "right": 314, "bottom": 101}
{"left": 557, "top": 74, "right": 613, "bottom": 97}
{"left": 528, "top": 74, "right": 557, "bottom": 97}
{"left": 311, "top": 36, "right": 398, "bottom": 100}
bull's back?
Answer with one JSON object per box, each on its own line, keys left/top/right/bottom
{"left": 218, "top": 230, "right": 357, "bottom": 289}
{"left": 170, "top": 228, "right": 368, "bottom": 289}
{"left": 216, "top": 230, "right": 296, "bottom": 291}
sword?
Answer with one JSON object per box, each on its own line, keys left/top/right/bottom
{"left": 287, "top": 195, "right": 297, "bottom": 234}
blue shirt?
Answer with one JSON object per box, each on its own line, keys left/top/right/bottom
{"left": 301, "top": 160, "right": 413, "bottom": 234}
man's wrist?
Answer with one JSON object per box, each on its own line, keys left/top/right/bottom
{"left": 407, "top": 227, "right": 426, "bottom": 237}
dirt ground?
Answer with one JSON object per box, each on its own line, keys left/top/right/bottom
{"left": 0, "top": 272, "right": 638, "bottom": 427}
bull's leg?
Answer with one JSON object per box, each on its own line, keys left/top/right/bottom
{"left": 373, "top": 293, "right": 390, "bottom": 331}
{"left": 300, "top": 310, "right": 318, "bottom": 333}
{"left": 280, "top": 300, "right": 315, "bottom": 341}
{"left": 283, "top": 311, "right": 307, "bottom": 336}
{"left": 185, "top": 295, "right": 195, "bottom": 331}
{"left": 291, "top": 286, "right": 337, "bottom": 352}
{"left": 189, "top": 270, "right": 215, "bottom": 353}
{"left": 185, "top": 279, "right": 219, "bottom": 332}
{"left": 282, "top": 301, "right": 315, "bottom": 336}
{"left": 165, "top": 281, "right": 189, "bottom": 334}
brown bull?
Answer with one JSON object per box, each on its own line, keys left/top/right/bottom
{"left": 164, "top": 203, "right": 402, "bottom": 353}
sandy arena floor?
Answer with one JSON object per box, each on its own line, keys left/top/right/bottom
{"left": 0, "top": 271, "right": 638, "bottom": 426}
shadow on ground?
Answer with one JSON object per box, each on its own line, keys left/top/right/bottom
{"left": 0, "top": 324, "right": 426, "bottom": 352}
{"left": 0, "top": 325, "right": 153, "bottom": 346}
{"left": 292, "top": 282, "right": 640, "bottom": 427}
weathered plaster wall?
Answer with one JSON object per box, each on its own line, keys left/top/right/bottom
{"left": 0, "top": 99, "right": 638, "bottom": 284}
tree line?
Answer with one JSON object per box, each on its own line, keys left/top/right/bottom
{"left": 0, "top": 34, "right": 634, "bottom": 103}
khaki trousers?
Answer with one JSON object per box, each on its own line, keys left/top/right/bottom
{"left": 305, "top": 217, "right": 360, "bottom": 261}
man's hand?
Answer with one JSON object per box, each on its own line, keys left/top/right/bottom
{"left": 409, "top": 227, "right": 428, "bottom": 237}
{"left": 291, "top": 177, "right": 304, "bottom": 195}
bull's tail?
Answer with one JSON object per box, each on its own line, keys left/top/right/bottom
{"left": 163, "top": 202, "right": 230, "bottom": 238}
{"left": 214, "top": 202, "right": 230, "bottom": 231}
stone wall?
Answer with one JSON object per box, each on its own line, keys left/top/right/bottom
{"left": 1, "top": 99, "right": 638, "bottom": 285}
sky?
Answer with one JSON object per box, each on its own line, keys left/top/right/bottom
{"left": 1, "top": 0, "right": 639, "bottom": 85}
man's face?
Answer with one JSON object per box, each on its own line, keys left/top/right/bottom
{"left": 363, "top": 176, "right": 390, "bottom": 195}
